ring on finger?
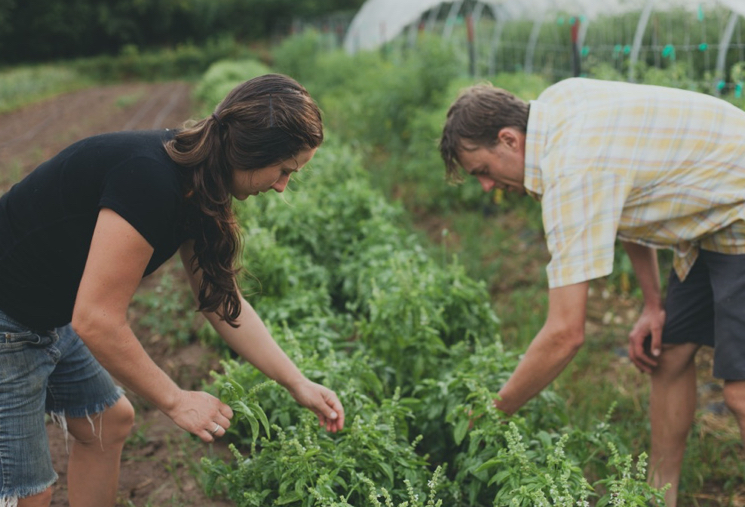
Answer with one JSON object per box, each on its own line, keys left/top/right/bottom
{"left": 210, "top": 423, "right": 222, "bottom": 436}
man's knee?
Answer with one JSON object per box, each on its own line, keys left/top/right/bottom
{"left": 722, "top": 380, "right": 745, "bottom": 419}
{"left": 652, "top": 343, "right": 700, "bottom": 379}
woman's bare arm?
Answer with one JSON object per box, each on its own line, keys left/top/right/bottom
{"left": 72, "top": 208, "right": 233, "bottom": 442}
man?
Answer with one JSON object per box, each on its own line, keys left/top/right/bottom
{"left": 439, "top": 77, "right": 745, "bottom": 506}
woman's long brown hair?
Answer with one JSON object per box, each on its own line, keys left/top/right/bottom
{"left": 165, "top": 73, "right": 323, "bottom": 327}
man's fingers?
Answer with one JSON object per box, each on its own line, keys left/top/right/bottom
{"left": 650, "top": 329, "right": 663, "bottom": 358}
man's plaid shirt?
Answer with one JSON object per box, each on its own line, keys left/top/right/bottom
{"left": 524, "top": 77, "right": 745, "bottom": 288}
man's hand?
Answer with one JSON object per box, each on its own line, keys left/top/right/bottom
{"left": 628, "top": 305, "right": 666, "bottom": 373}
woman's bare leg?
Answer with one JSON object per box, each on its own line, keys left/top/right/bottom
{"left": 16, "top": 487, "right": 53, "bottom": 507}
{"left": 65, "top": 396, "right": 135, "bottom": 507}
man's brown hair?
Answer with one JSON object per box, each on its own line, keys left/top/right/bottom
{"left": 439, "top": 83, "right": 529, "bottom": 183}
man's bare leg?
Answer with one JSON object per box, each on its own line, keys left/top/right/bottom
{"left": 649, "top": 342, "right": 700, "bottom": 507}
{"left": 723, "top": 379, "right": 745, "bottom": 440}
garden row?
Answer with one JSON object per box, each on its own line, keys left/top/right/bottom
{"left": 193, "top": 48, "right": 666, "bottom": 505}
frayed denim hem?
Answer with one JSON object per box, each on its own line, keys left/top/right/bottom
{"left": 1, "top": 474, "right": 58, "bottom": 506}
{"left": 48, "top": 386, "right": 125, "bottom": 453}
{"left": 51, "top": 385, "right": 125, "bottom": 420}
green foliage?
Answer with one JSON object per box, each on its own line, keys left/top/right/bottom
{"left": 483, "top": 425, "right": 593, "bottom": 506}
{"left": 594, "top": 444, "right": 668, "bottom": 506}
{"left": 192, "top": 59, "right": 272, "bottom": 114}
{"left": 132, "top": 270, "right": 198, "bottom": 345}
{"left": 216, "top": 368, "right": 273, "bottom": 446}
{"left": 274, "top": 33, "right": 461, "bottom": 149}
{"left": 70, "top": 37, "right": 254, "bottom": 83}
{"left": 0, "top": 0, "right": 364, "bottom": 64}
{"left": 354, "top": 253, "right": 500, "bottom": 390}
{"left": 272, "top": 30, "right": 330, "bottom": 85}
{"left": 192, "top": 53, "right": 669, "bottom": 506}
{"left": 202, "top": 393, "right": 453, "bottom": 507}
{"left": 0, "top": 64, "right": 91, "bottom": 113}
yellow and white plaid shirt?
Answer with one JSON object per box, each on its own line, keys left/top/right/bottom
{"left": 524, "top": 77, "right": 745, "bottom": 288}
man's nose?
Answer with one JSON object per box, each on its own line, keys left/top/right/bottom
{"left": 478, "top": 176, "right": 494, "bottom": 193}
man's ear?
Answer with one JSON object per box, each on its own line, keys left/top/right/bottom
{"left": 497, "top": 128, "right": 519, "bottom": 150}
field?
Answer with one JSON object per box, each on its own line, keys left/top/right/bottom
{"left": 1, "top": 65, "right": 743, "bottom": 505}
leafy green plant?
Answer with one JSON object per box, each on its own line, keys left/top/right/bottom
{"left": 132, "top": 269, "right": 198, "bottom": 345}
{"left": 594, "top": 444, "right": 668, "bottom": 506}
{"left": 193, "top": 58, "right": 272, "bottom": 114}
{"left": 202, "top": 393, "right": 455, "bottom": 507}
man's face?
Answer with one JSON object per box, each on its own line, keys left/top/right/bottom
{"left": 457, "top": 128, "right": 526, "bottom": 195}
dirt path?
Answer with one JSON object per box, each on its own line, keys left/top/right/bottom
{"left": 0, "top": 81, "right": 233, "bottom": 506}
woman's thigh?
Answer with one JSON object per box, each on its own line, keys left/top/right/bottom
{"left": 0, "top": 310, "right": 60, "bottom": 501}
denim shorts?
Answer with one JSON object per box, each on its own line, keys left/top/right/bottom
{"left": 662, "top": 249, "right": 745, "bottom": 380}
{"left": 0, "top": 308, "right": 124, "bottom": 501}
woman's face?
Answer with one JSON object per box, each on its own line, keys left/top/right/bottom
{"left": 231, "top": 147, "right": 318, "bottom": 200}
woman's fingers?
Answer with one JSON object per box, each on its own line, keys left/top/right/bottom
{"left": 167, "top": 390, "right": 234, "bottom": 442}
{"left": 320, "top": 388, "right": 345, "bottom": 432}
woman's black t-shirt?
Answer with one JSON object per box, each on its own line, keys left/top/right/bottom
{"left": 0, "top": 129, "right": 192, "bottom": 330}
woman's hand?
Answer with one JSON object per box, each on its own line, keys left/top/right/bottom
{"left": 628, "top": 304, "right": 666, "bottom": 374}
{"left": 164, "top": 390, "right": 234, "bottom": 443}
{"left": 287, "top": 379, "right": 345, "bottom": 433}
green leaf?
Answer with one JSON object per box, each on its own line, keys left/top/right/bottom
{"left": 248, "top": 401, "right": 271, "bottom": 438}
{"left": 247, "top": 412, "right": 260, "bottom": 441}
{"left": 453, "top": 417, "right": 469, "bottom": 445}
{"left": 377, "top": 461, "right": 394, "bottom": 484}
{"left": 275, "top": 491, "right": 303, "bottom": 505}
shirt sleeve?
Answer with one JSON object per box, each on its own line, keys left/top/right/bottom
{"left": 542, "top": 170, "right": 631, "bottom": 288}
{"left": 99, "top": 158, "right": 181, "bottom": 249}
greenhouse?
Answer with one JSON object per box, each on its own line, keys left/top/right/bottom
{"left": 344, "top": 0, "right": 745, "bottom": 92}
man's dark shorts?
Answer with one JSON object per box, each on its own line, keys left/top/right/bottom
{"left": 662, "top": 249, "right": 745, "bottom": 380}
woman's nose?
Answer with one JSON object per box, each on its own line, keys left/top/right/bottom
{"left": 272, "top": 175, "right": 290, "bottom": 193}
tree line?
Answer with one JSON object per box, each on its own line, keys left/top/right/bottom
{"left": 0, "top": 0, "right": 364, "bottom": 65}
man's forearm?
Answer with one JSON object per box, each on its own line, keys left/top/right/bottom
{"left": 621, "top": 241, "right": 662, "bottom": 307}
{"left": 496, "top": 326, "right": 583, "bottom": 415}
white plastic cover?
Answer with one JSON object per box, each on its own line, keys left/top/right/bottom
{"left": 344, "top": 0, "right": 745, "bottom": 53}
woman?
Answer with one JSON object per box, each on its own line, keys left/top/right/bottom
{"left": 0, "top": 73, "right": 344, "bottom": 507}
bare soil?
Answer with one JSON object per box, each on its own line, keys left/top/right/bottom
{"left": 0, "top": 81, "right": 233, "bottom": 506}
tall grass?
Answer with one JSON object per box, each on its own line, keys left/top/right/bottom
{"left": 0, "top": 64, "right": 92, "bottom": 113}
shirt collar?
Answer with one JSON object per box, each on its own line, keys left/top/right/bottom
{"left": 523, "top": 99, "right": 548, "bottom": 201}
